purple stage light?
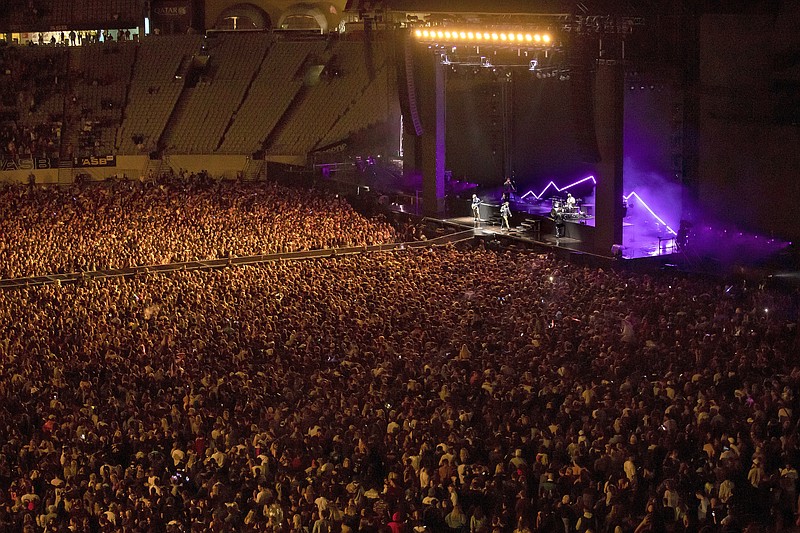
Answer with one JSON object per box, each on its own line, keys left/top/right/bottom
{"left": 624, "top": 192, "right": 677, "bottom": 235}
{"left": 520, "top": 175, "right": 596, "bottom": 200}
{"left": 520, "top": 176, "right": 679, "bottom": 236}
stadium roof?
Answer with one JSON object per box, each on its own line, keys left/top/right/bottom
{"left": 345, "top": 0, "right": 653, "bottom": 16}
{"left": 345, "top": 0, "right": 571, "bottom": 15}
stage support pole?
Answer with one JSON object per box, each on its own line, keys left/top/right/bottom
{"left": 593, "top": 59, "right": 625, "bottom": 256}
{"left": 414, "top": 50, "right": 446, "bottom": 217}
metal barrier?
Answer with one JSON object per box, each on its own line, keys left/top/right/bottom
{"left": 0, "top": 230, "right": 476, "bottom": 290}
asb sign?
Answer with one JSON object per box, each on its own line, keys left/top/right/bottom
{"left": 0, "top": 157, "right": 54, "bottom": 171}
{"left": 73, "top": 155, "right": 116, "bottom": 168}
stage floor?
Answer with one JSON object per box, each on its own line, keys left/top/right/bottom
{"left": 443, "top": 216, "right": 586, "bottom": 253}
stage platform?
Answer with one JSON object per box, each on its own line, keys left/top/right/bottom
{"left": 442, "top": 216, "right": 593, "bottom": 255}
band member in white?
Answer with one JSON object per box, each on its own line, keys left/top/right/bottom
{"left": 565, "top": 193, "right": 576, "bottom": 211}
{"left": 471, "top": 194, "right": 481, "bottom": 221}
{"left": 500, "top": 201, "right": 511, "bottom": 231}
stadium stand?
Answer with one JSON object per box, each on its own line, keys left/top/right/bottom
{"left": 266, "top": 40, "right": 389, "bottom": 157}
{"left": 160, "top": 33, "right": 272, "bottom": 154}
{"left": 1, "top": 34, "right": 395, "bottom": 164}
{"left": 0, "top": 0, "right": 141, "bottom": 32}
{"left": 65, "top": 42, "right": 136, "bottom": 159}
{"left": 0, "top": 45, "right": 67, "bottom": 159}
{"left": 116, "top": 35, "right": 203, "bottom": 154}
{"left": 216, "top": 39, "right": 327, "bottom": 155}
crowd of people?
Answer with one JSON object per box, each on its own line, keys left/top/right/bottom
{"left": 0, "top": 203, "right": 799, "bottom": 532}
{"left": 0, "top": 176, "right": 398, "bottom": 279}
{"left": 0, "top": 45, "right": 66, "bottom": 160}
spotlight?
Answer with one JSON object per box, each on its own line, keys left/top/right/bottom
{"left": 483, "top": 32, "right": 490, "bottom": 40}
{"left": 534, "top": 34, "right": 541, "bottom": 42}
{"left": 444, "top": 31, "right": 451, "bottom": 38}
{"left": 467, "top": 31, "right": 474, "bottom": 39}
{"left": 517, "top": 33, "right": 523, "bottom": 41}
{"left": 508, "top": 33, "right": 515, "bottom": 41}
{"left": 475, "top": 32, "right": 482, "bottom": 40}
{"left": 543, "top": 34, "right": 551, "bottom": 43}
{"left": 423, "top": 30, "right": 429, "bottom": 37}
{"left": 491, "top": 33, "right": 498, "bottom": 40}
{"left": 415, "top": 29, "right": 422, "bottom": 37}
{"left": 525, "top": 34, "right": 532, "bottom": 41}
{"left": 460, "top": 31, "right": 466, "bottom": 39}
{"left": 437, "top": 31, "right": 443, "bottom": 38}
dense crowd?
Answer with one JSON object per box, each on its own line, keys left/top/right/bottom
{"left": 0, "top": 177, "right": 398, "bottom": 279}
{"left": 0, "top": 237, "right": 799, "bottom": 532}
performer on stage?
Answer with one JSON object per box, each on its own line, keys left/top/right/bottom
{"left": 503, "top": 176, "right": 517, "bottom": 199}
{"left": 500, "top": 201, "right": 511, "bottom": 231}
{"left": 554, "top": 210, "right": 565, "bottom": 239}
{"left": 471, "top": 194, "right": 481, "bottom": 221}
{"left": 565, "top": 193, "right": 576, "bottom": 211}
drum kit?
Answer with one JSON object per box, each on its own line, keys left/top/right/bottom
{"left": 550, "top": 197, "right": 584, "bottom": 220}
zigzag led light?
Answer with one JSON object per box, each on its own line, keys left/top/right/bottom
{"left": 520, "top": 176, "right": 677, "bottom": 235}
{"left": 519, "top": 175, "right": 596, "bottom": 200}
{"left": 624, "top": 192, "right": 677, "bottom": 235}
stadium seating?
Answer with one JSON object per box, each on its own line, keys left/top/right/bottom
{"left": 66, "top": 42, "right": 136, "bottom": 158}
{"left": 1, "top": 34, "right": 395, "bottom": 163}
{"left": 0, "top": 45, "right": 67, "bottom": 159}
{"left": 217, "top": 39, "right": 327, "bottom": 154}
{"left": 116, "top": 35, "right": 203, "bottom": 154}
{"left": 159, "top": 33, "right": 271, "bottom": 154}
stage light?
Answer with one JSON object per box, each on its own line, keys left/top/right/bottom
{"left": 445, "top": 31, "right": 451, "bottom": 38}
{"left": 508, "top": 33, "right": 515, "bottom": 41}
{"left": 475, "top": 32, "right": 483, "bottom": 40}
{"left": 415, "top": 30, "right": 422, "bottom": 37}
{"left": 483, "top": 32, "right": 490, "bottom": 40}
{"left": 525, "top": 34, "right": 532, "bottom": 41}
{"left": 520, "top": 176, "right": 597, "bottom": 200}
{"left": 467, "top": 31, "right": 474, "bottom": 39}
{"left": 500, "top": 33, "right": 507, "bottom": 41}
{"left": 437, "top": 31, "right": 443, "bottom": 38}
{"left": 623, "top": 192, "right": 678, "bottom": 235}
{"left": 491, "top": 33, "right": 499, "bottom": 40}
{"left": 534, "top": 34, "right": 541, "bottom": 42}
{"left": 543, "top": 34, "right": 551, "bottom": 43}
{"left": 423, "top": 30, "right": 430, "bottom": 37}
{"left": 517, "top": 33, "right": 524, "bottom": 41}
{"left": 460, "top": 32, "right": 466, "bottom": 39}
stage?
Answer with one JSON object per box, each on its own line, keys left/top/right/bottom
{"left": 449, "top": 193, "right": 680, "bottom": 259}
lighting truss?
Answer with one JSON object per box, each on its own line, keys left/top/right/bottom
{"left": 414, "top": 28, "right": 554, "bottom": 46}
